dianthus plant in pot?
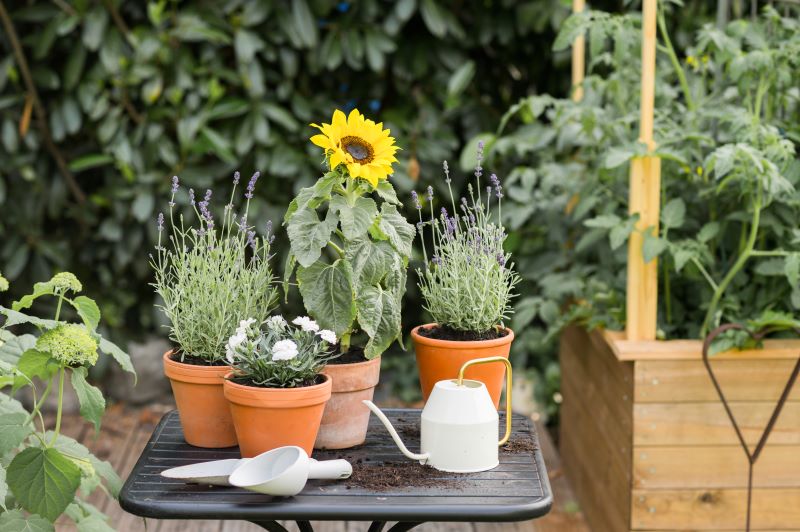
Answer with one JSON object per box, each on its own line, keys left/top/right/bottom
{"left": 411, "top": 142, "right": 520, "bottom": 408}
{"left": 284, "top": 109, "right": 414, "bottom": 449}
{"left": 151, "top": 173, "right": 278, "bottom": 448}
{"left": 223, "top": 315, "right": 338, "bottom": 457}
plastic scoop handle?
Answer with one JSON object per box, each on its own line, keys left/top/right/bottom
{"left": 308, "top": 459, "right": 352, "bottom": 480}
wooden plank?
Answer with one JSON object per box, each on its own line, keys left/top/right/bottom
{"left": 158, "top": 519, "right": 221, "bottom": 531}
{"left": 625, "top": 0, "right": 660, "bottom": 342}
{"left": 633, "top": 445, "right": 800, "bottom": 489}
{"left": 635, "top": 359, "right": 800, "bottom": 402}
{"left": 604, "top": 330, "right": 800, "bottom": 362}
{"left": 559, "top": 327, "right": 632, "bottom": 532}
{"left": 633, "top": 402, "right": 800, "bottom": 446}
{"left": 631, "top": 488, "right": 800, "bottom": 530}
{"left": 570, "top": 0, "right": 586, "bottom": 102}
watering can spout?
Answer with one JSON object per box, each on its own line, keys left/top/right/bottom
{"left": 362, "top": 400, "right": 430, "bottom": 462}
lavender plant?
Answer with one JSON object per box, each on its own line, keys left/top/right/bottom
{"left": 225, "top": 315, "right": 339, "bottom": 388}
{"left": 151, "top": 172, "right": 278, "bottom": 365}
{"left": 413, "top": 143, "right": 521, "bottom": 337}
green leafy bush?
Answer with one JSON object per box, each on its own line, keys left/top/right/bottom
{"left": 482, "top": 6, "right": 800, "bottom": 416}
{"left": 0, "top": 272, "right": 135, "bottom": 529}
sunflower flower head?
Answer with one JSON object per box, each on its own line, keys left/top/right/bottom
{"left": 310, "top": 109, "right": 399, "bottom": 188}
{"left": 36, "top": 324, "right": 99, "bottom": 366}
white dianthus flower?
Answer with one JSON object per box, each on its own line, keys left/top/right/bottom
{"left": 272, "top": 339, "right": 299, "bottom": 361}
{"left": 292, "top": 316, "right": 319, "bottom": 333}
{"left": 237, "top": 318, "right": 257, "bottom": 334}
{"left": 318, "top": 329, "right": 337, "bottom": 344}
{"left": 266, "top": 315, "right": 288, "bottom": 331}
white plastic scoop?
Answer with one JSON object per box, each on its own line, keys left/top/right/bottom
{"left": 160, "top": 447, "right": 352, "bottom": 494}
{"left": 228, "top": 446, "right": 352, "bottom": 496}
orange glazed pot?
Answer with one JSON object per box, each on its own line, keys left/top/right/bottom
{"left": 314, "top": 356, "right": 381, "bottom": 450}
{"left": 223, "top": 374, "right": 332, "bottom": 457}
{"left": 412, "top": 324, "right": 514, "bottom": 408}
{"left": 162, "top": 350, "right": 237, "bottom": 448}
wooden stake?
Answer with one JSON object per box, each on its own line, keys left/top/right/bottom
{"left": 571, "top": 0, "right": 586, "bottom": 102}
{"left": 626, "top": 0, "right": 661, "bottom": 341}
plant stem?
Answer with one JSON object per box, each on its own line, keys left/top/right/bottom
{"left": 50, "top": 367, "right": 66, "bottom": 446}
{"left": 657, "top": 4, "right": 695, "bottom": 112}
{"left": 700, "top": 185, "right": 762, "bottom": 337}
{"left": 54, "top": 293, "right": 64, "bottom": 321}
{"left": 25, "top": 376, "right": 53, "bottom": 426}
{"left": 327, "top": 241, "right": 345, "bottom": 257}
{"left": 750, "top": 249, "right": 791, "bottom": 257}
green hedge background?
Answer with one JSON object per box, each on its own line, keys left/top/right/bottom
{"left": 0, "top": 0, "right": 716, "bottom": 413}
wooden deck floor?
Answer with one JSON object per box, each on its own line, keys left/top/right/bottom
{"left": 55, "top": 403, "right": 588, "bottom": 532}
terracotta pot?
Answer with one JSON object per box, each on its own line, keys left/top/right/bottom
{"left": 314, "top": 357, "right": 381, "bottom": 450}
{"left": 412, "top": 324, "right": 514, "bottom": 408}
{"left": 162, "top": 350, "right": 237, "bottom": 448}
{"left": 224, "top": 374, "right": 332, "bottom": 457}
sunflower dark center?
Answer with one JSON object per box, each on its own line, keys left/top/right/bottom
{"left": 341, "top": 136, "right": 374, "bottom": 163}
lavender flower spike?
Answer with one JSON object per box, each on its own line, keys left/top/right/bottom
{"left": 475, "top": 141, "right": 484, "bottom": 180}
{"left": 490, "top": 173, "right": 503, "bottom": 199}
{"left": 245, "top": 171, "right": 260, "bottom": 199}
{"left": 443, "top": 160, "right": 450, "bottom": 184}
{"left": 233, "top": 171, "right": 241, "bottom": 185}
{"left": 411, "top": 190, "right": 421, "bottom": 210}
{"left": 171, "top": 175, "right": 179, "bottom": 193}
{"left": 189, "top": 188, "right": 195, "bottom": 205}
{"left": 426, "top": 185, "right": 434, "bottom": 201}
{"left": 157, "top": 212, "right": 164, "bottom": 232}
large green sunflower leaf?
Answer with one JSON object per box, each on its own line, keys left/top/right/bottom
{"left": 375, "top": 204, "right": 415, "bottom": 258}
{"left": 287, "top": 208, "right": 339, "bottom": 268}
{"left": 331, "top": 195, "right": 377, "bottom": 240}
{"left": 297, "top": 259, "right": 356, "bottom": 336}
{"left": 357, "top": 285, "right": 401, "bottom": 359}
{"left": 0, "top": 509, "right": 54, "bottom": 532}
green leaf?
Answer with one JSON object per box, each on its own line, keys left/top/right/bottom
{"left": 234, "top": 29, "right": 264, "bottom": 63}
{"left": 785, "top": 254, "right": 800, "bottom": 288}
{"left": 602, "top": 147, "right": 635, "bottom": 169}
{"left": 0, "top": 467, "right": 7, "bottom": 510}
{"left": 71, "top": 367, "right": 105, "bottom": 433}
{"left": 609, "top": 222, "right": 633, "bottom": 250}
{"left": 16, "top": 350, "right": 59, "bottom": 382}
{"left": 0, "top": 393, "right": 31, "bottom": 455}
{"left": 7, "top": 447, "right": 81, "bottom": 522}
{"left": 376, "top": 204, "right": 415, "bottom": 258}
{"left": 584, "top": 214, "right": 621, "bottom": 229}
{"left": 11, "top": 282, "right": 56, "bottom": 311}
{"left": 420, "top": 0, "right": 447, "bottom": 37}
{"left": 131, "top": 192, "right": 154, "bottom": 223}
{"left": 284, "top": 173, "right": 342, "bottom": 223}
{"left": 48, "top": 433, "right": 121, "bottom": 498}
{"left": 76, "top": 516, "right": 114, "bottom": 532}
{"left": 287, "top": 208, "right": 339, "bottom": 268}
{"left": 661, "top": 198, "right": 686, "bottom": 229}
{"left": 447, "top": 60, "right": 475, "bottom": 97}
{"left": 345, "top": 238, "right": 395, "bottom": 286}
{"left": 331, "top": 196, "right": 378, "bottom": 240}
{"left": 357, "top": 286, "right": 401, "bottom": 359}
{"left": 70, "top": 296, "right": 101, "bottom": 331}
{"left": 697, "top": 222, "right": 720, "bottom": 243}
{"left": 755, "top": 258, "right": 785, "bottom": 276}
{"left": 642, "top": 228, "right": 668, "bottom": 263}
{"left": 375, "top": 181, "right": 400, "bottom": 205}
{"left": 0, "top": 307, "right": 57, "bottom": 330}
{"left": 68, "top": 154, "right": 113, "bottom": 173}
{"left": 0, "top": 510, "right": 54, "bottom": 532}
{"left": 296, "top": 260, "right": 356, "bottom": 336}
{"left": 98, "top": 337, "right": 135, "bottom": 380}
{"left": 0, "top": 333, "right": 36, "bottom": 365}
{"left": 291, "top": 0, "right": 318, "bottom": 48}
{"left": 672, "top": 246, "right": 695, "bottom": 273}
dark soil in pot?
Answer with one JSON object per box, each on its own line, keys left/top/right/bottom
{"left": 169, "top": 351, "right": 227, "bottom": 366}
{"left": 327, "top": 346, "right": 369, "bottom": 364}
{"left": 417, "top": 325, "right": 509, "bottom": 342}
{"left": 227, "top": 374, "right": 326, "bottom": 388}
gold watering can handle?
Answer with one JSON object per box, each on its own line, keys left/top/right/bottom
{"left": 457, "top": 356, "right": 513, "bottom": 446}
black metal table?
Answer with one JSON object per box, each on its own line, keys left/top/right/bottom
{"left": 119, "top": 409, "right": 552, "bottom": 531}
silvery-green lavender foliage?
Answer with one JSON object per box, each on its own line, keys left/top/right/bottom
{"left": 151, "top": 173, "right": 278, "bottom": 364}
{"left": 413, "top": 145, "right": 520, "bottom": 334}
{"left": 226, "top": 315, "right": 338, "bottom": 388}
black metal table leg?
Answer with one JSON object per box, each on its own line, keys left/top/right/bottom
{"left": 367, "top": 521, "right": 386, "bottom": 532}
{"left": 296, "top": 520, "right": 314, "bottom": 532}
{"left": 250, "top": 521, "right": 290, "bottom": 532}
{"left": 387, "top": 523, "right": 424, "bottom": 532}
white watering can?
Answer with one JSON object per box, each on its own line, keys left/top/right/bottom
{"left": 364, "top": 356, "right": 512, "bottom": 473}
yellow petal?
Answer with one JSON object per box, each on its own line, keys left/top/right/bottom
{"left": 332, "top": 109, "right": 347, "bottom": 130}
{"left": 310, "top": 134, "right": 331, "bottom": 149}
{"left": 329, "top": 149, "right": 345, "bottom": 169}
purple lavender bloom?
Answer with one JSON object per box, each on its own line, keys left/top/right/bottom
{"left": 198, "top": 228, "right": 206, "bottom": 238}
{"left": 204, "top": 189, "right": 212, "bottom": 202}
{"left": 497, "top": 253, "right": 507, "bottom": 267}
{"left": 426, "top": 185, "right": 433, "bottom": 201}
{"left": 189, "top": 188, "right": 195, "bottom": 206}
{"left": 416, "top": 221, "right": 424, "bottom": 230}
{"left": 411, "top": 190, "right": 421, "bottom": 210}
{"left": 469, "top": 212, "right": 475, "bottom": 224}
{"left": 233, "top": 171, "right": 241, "bottom": 185}
{"left": 171, "top": 175, "right": 179, "bottom": 193}
{"left": 238, "top": 214, "right": 247, "bottom": 232}
{"left": 245, "top": 171, "right": 260, "bottom": 199}
{"left": 443, "top": 160, "right": 450, "bottom": 184}
{"left": 265, "top": 220, "right": 275, "bottom": 244}
{"left": 431, "top": 254, "right": 441, "bottom": 266}
{"left": 157, "top": 212, "right": 164, "bottom": 232}
{"left": 475, "top": 141, "right": 484, "bottom": 180}
{"left": 246, "top": 230, "right": 257, "bottom": 253}
{"left": 490, "top": 173, "right": 503, "bottom": 199}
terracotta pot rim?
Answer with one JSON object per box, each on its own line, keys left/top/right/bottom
{"left": 323, "top": 354, "right": 381, "bottom": 370}
{"left": 411, "top": 323, "right": 515, "bottom": 348}
{"left": 321, "top": 355, "right": 381, "bottom": 393}
{"left": 163, "top": 350, "right": 230, "bottom": 384}
{"left": 223, "top": 372, "right": 332, "bottom": 407}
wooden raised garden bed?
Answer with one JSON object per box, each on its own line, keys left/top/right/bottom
{"left": 560, "top": 0, "right": 800, "bottom": 529}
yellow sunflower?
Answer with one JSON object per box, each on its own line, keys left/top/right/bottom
{"left": 310, "top": 109, "right": 399, "bottom": 187}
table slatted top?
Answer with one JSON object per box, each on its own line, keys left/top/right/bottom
{"left": 119, "top": 409, "right": 552, "bottom": 522}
